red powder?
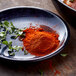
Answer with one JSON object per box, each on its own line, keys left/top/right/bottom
{"left": 36, "top": 59, "right": 61, "bottom": 76}
{"left": 23, "top": 26, "right": 60, "bottom": 56}
{"left": 54, "top": 70, "right": 61, "bottom": 76}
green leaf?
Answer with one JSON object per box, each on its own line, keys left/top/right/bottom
{"left": 0, "top": 23, "right": 3, "bottom": 27}
{"left": 24, "top": 50, "right": 28, "bottom": 55}
{"left": 8, "top": 30, "right": 12, "bottom": 34}
{"left": 8, "top": 46, "right": 12, "bottom": 49}
{"left": 14, "top": 29, "right": 23, "bottom": 35}
{"left": 8, "top": 41, "right": 12, "bottom": 45}
{"left": 39, "top": 70, "right": 43, "bottom": 76}
{"left": 8, "top": 48, "right": 13, "bottom": 53}
{"left": 4, "top": 21, "right": 9, "bottom": 27}
{"left": 60, "top": 54, "right": 68, "bottom": 57}
{"left": 9, "top": 52, "right": 15, "bottom": 56}
{"left": 12, "top": 46, "right": 22, "bottom": 52}
{"left": 14, "top": 46, "right": 19, "bottom": 52}
{"left": 11, "top": 27, "right": 16, "bottom": 33}
{"left": 2, "top": 41, "right": 8, "bottom": 45}
{"left": 0, "top": 20, "right": 27, "bottom": 56}
{"left": 10, "top": 22, "right": 13, "bottom": 26}
{"left": 0, "top": 32, "right": 6, "bottom": 37}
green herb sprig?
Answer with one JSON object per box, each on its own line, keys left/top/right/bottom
{"left": 2, "top": 40, "right": 24, "bottom": 56}
{"left": 0, "top": 21, "right": 27, "bottom": 56}
{"left": 39, "top": 70, "right": 43, "bottom": 76}
{"left": 60, "top": 53, "right": 68, "bottom": 57}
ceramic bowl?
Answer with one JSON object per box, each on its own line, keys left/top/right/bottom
{"left": 0, "top": 6, "right": 70, "bottom": 62}
{"left": 52, "top": 0, "right": 76, "bottom": 24}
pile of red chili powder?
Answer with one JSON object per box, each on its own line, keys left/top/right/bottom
{"left": 23, "top": 26, "right": 60, "bottom": 56}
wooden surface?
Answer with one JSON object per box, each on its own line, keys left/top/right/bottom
{"left": 0, "top": 0, "right": 76, "bottom": 76}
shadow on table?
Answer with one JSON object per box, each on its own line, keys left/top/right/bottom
{"left": 0, "top": 34, "right": 75, "bottom": 76}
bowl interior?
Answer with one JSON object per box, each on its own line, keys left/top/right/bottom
{"left": 0, "top": 7, "right": 68, "bottom": 61}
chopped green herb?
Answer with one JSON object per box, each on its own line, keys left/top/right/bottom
{"left": 0, "top": 23, "right": 3, "bottom": 27}
{"left": 60, "top": 54, "right": 68, "bottom": 57}
{"left": 39, "top": 70, "right": 43, "bottom": 76}
{"left": 0, "top": 20, "right": 27, "bottom": 56}
{"left": 2, "top": 41, "right": 8, "bottom": 45}
{"left": 3, "top": 20, "right": 9, "bottom": 27}
{"left": 8, "top": 49, "right": 13, "bottom": 53}
{"left": 2, "top": 41, "right": 12, "bottom": 48}
{"left": 10, "top": 22, "right": 14, "bottom": 26}
{"left": 0, "top": 32, "right": 6, "bottom": 37}
{"left": 12, "top": 46, "right": 22, "bottom": 52}
{"left": 9, "top": 52, "right": 15, "bottom": 56}
{"left": 9, "top": 41, "right": 12, "bottom": 44}
{"left": 8, "top": 41, "right": 12, "bottom": 45}
{"left": 24, "top": 50, "right": 28, "bottom": 55}
{"left": 8, "top": 46, "right": 12, "bottom": 49}
{"left": 11, "top": 27, "right": 16, "bottom": 33}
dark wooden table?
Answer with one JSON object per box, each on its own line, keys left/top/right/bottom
{"left": 0, "top": 0, "right": 76, "bottom": 76}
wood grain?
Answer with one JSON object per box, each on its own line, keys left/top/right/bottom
{"left": 0, "top": 0, "right": 76, "bottom": 76}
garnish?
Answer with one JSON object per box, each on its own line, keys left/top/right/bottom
{"left": 9, "top": 52, "right": 15, "bottom": 56}
{"left": 24, "top": 49, "right": 28, "bottom": 55}
{"left": 2, "top": 40, "right": 27, "bottom": 56}
{"left": 60, "top": 53, "right": 68, "bottom": 57}
{"left": 2, "top": 41, "right": 9, "bottom": 45}
{"left": 0, "top": 20, "right": 27, "bottom": 56}
{"left": 39, "top": 70, "right": 43, "bottom": 76}
{"left": 12, "top": 46, "right": 22, "bottom": 52}
{"left": 0, "top": 31, "right": 6, "bottom": 42}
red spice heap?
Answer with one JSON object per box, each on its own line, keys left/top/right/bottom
{"left": 23, "top": 26, "right": 60, "bottom": 56}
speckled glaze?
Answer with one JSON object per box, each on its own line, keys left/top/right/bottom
{"left": 0, "top": 6, "right": 70, "bottom": 62}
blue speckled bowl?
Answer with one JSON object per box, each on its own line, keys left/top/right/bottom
{"left": 0, "top": 6, "right": 70, "bottom": 62}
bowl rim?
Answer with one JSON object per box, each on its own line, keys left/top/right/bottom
{"left": 58, "top": 0, "right": 76, "bottom": 12}
{"left": 0, "top": 6, "right": 70, "bottom": 62}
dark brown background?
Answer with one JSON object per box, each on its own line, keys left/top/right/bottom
{"left": 0, "top": 0, "right": 76, "bottom": 76}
